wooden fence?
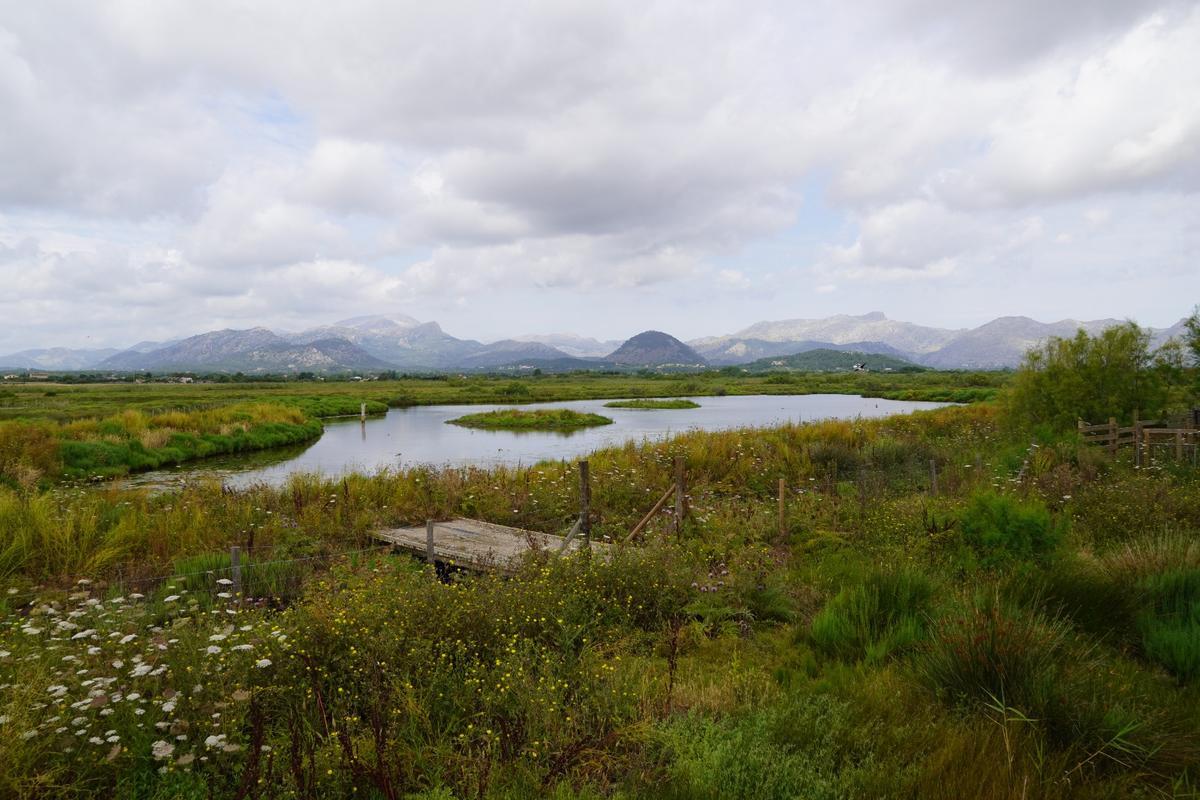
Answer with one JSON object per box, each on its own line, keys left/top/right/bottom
{"left": 1078, "top": 412, "right": 1199, "bottom": 467}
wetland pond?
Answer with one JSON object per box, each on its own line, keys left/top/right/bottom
{"left": 122, "top": 394, "right": 951, "bottom": 490}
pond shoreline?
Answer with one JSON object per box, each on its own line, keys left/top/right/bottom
{"left": 116, "top": 394, "right": 954, "bottom": 491}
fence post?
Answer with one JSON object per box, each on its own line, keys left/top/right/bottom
{"left": 360, "top": 402, "right": 366, "bottom": 422}
{"left": 425, "top": 520, "right": 435, "bottom": 564}
{"left": 1108, "top": 417, "right": 1117, "bottom": 456}
{"left": 578, "top": 460, "right": 591, "bottom": 546}
{"left": 778, "top": 477, "right": 786, "bottom": 541}
{"left": 674, "top": 456, "right": 686, "bottom": 537}
{"left": 929, "top": 459, "right": 939, "bottom": 497}
{"left": 230, "top": 546, "right": 242, "bottom": 601}
{"left": 1133, "top": 410, "right": 1142, "bottom": 468}
{"left": 1176, "top": 430, "right": 1184, "bottom": 461}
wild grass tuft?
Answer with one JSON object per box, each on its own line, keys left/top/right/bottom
{"left": 810, "top": 567, "right": 934, "bottom": 664}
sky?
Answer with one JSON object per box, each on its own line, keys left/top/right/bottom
{"left": 1, "top": 0, "right": 1198, "bottom": 352}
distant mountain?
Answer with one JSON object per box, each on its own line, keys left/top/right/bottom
{"left": 0, "top": 347, "right": 121, "bottom": 370}
{"left": 918, "top": 316, "right": 1121, "bottom": 369}
{"left": 698, "top": 312, "right": 1188, "bottom": 369}
{"left": 97, "top": 328, "right": 391, "bottom": 373}
{"left": 288, "top": 316, "right": 528, "bottom": 371}
{"left": 607, "top": 331, "right": 707, "bottom": 367}
{"left": 695, "top": 337, "right": 915, "bottom": 365}
{"left": 745, "top": 348, "right": 923, "bottom": 373}
{"left": 459, "top": 340, "right": 573, "bottom": 369}
{"left": 124, "top": 339, "right": 181, "bottom": 354}
{"left": 510, "top": 333, "right": 623, "bottom": 358}
{"left": 7, "top": 310, "right": 1192, "bottom": 374}
{"left": 692, "top": 312, "right": 959, "bottom": 357}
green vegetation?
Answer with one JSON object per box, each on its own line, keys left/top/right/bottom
{"left": 0, "top": 369, "right": 1005, "bottom": 426}
{"left": 447, "top": 408, "right": 614, "bottom": 430}
{"left": 0, "top": 320, "right": 1198, "bottom": 798}
{"left": 0, "top": 404, "right": 326, "bottom": 487}
{"left": 958, "top": 491, "right": 1064, "bottom": 567}
{"left": 1008, "top": 321, "right": 1183, "bottom": 427}
{"left": 604, "top": 398, "right": 701, "bottom": 409}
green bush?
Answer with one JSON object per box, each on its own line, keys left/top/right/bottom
{"left": 959, "top": 491, "right": 1063, "bottom": 566}
{"left": 810, "top": 568, "right": 934, "bottom": 663}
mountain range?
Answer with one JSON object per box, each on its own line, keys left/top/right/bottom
{"left": 0, "top": 312, "right": 1189, "bottom": 374}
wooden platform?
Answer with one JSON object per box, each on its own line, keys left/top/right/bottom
{"left": 373, "top": 518, "right": 607, "bottom": 573}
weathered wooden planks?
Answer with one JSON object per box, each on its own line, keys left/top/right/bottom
{"left": 374, "top": 518, "right": 607, "bottom": 573}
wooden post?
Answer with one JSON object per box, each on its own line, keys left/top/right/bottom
{"left": 778, "top": 478, "right": 786, "bottom": 541}
{"left": 1144, "top": 428, "right": 1152, "bottom": 465}
{"left": 674, "top": 456, "right": 685, "bottom": 537}
{"left": 624, "top": 485, "right": 675, "bottom": 544}
{"left": 578, "top": 460, "right": 591, "bottom": 545}
{"left": 1176, "top": 430, "right": 1184, "bottom": 461}
{"left": 425, "top": 520, "right": 435, "bottom": 564}
{"left": 360, "top": 402, "right": 366, "bottom": 422}
{"left": 230, "top": 545, "right": 242, "bottom": 600}
{"left": 929, "top": 459, "right": 939, "bottom": 497}
{"left": 1133, "top": 410, "right": 1142, "bottom": 468}
{"left": 1108, "top": 417, "right": 1117, "bottom": 456}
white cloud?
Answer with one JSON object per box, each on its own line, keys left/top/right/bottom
{"left": 0, "top": 0, "right": 1196, "bottom": 349}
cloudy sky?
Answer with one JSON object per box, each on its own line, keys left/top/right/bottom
{"left": 1, "top": 0, "right": 1198, "bottom": 351}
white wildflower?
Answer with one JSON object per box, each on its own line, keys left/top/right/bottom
{"left": 151, "top": 740, "right": 175, "bottom": 759}
{"left": 254, "top": 658, "right": 272, "bottom": 669}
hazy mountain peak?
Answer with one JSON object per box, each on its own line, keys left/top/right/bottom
{"left": 608, "top": 331, "right": 707, "bottom": 366}
{"left": 333, "top": 314, "right": 421, "bottom": 330}
{"left": 510, "top": 333, "right": 623, "bottom": 358}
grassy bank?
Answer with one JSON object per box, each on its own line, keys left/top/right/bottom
{"left": 447, "top": 408, "right": 614, "bottom": 430}
{"left": 604, "top": 399, "right": 700, "bottom": 409}
{"left": 0, "top": 396, "right": 391, "bottom": 487}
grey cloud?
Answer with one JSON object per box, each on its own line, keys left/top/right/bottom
{"left": 876, "top": 0, "right": 1183, "bottom": 70}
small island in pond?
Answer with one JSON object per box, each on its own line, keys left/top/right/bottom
{"left": 447, "top": 408, "right": 614, "bottom": 430}
{"left": 603, "top": 399, "right": 701, "bottom": 410}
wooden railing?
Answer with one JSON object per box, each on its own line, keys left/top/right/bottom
{"left": 1078, "top": 413, "right": 1198, "bottom": 467}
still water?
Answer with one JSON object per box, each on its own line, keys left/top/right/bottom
{"left": 123, "top": 394, "right": 949, "bottom": 490}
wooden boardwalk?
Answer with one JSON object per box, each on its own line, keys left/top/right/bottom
{"left": 374, "top": 518, "right": 607, "bottom": 573}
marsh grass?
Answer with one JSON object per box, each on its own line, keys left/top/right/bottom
{"left": 447, "top": 408, "right": 614, "bottom": 430}
{"left": 1, "top": 394, "right": 1199, "bottom": 797}
{"left": 810, "top": 567, "right": 935, "bottom": 663}
{"left": 603, "top": 399, "right": 700, "bottom": 410}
